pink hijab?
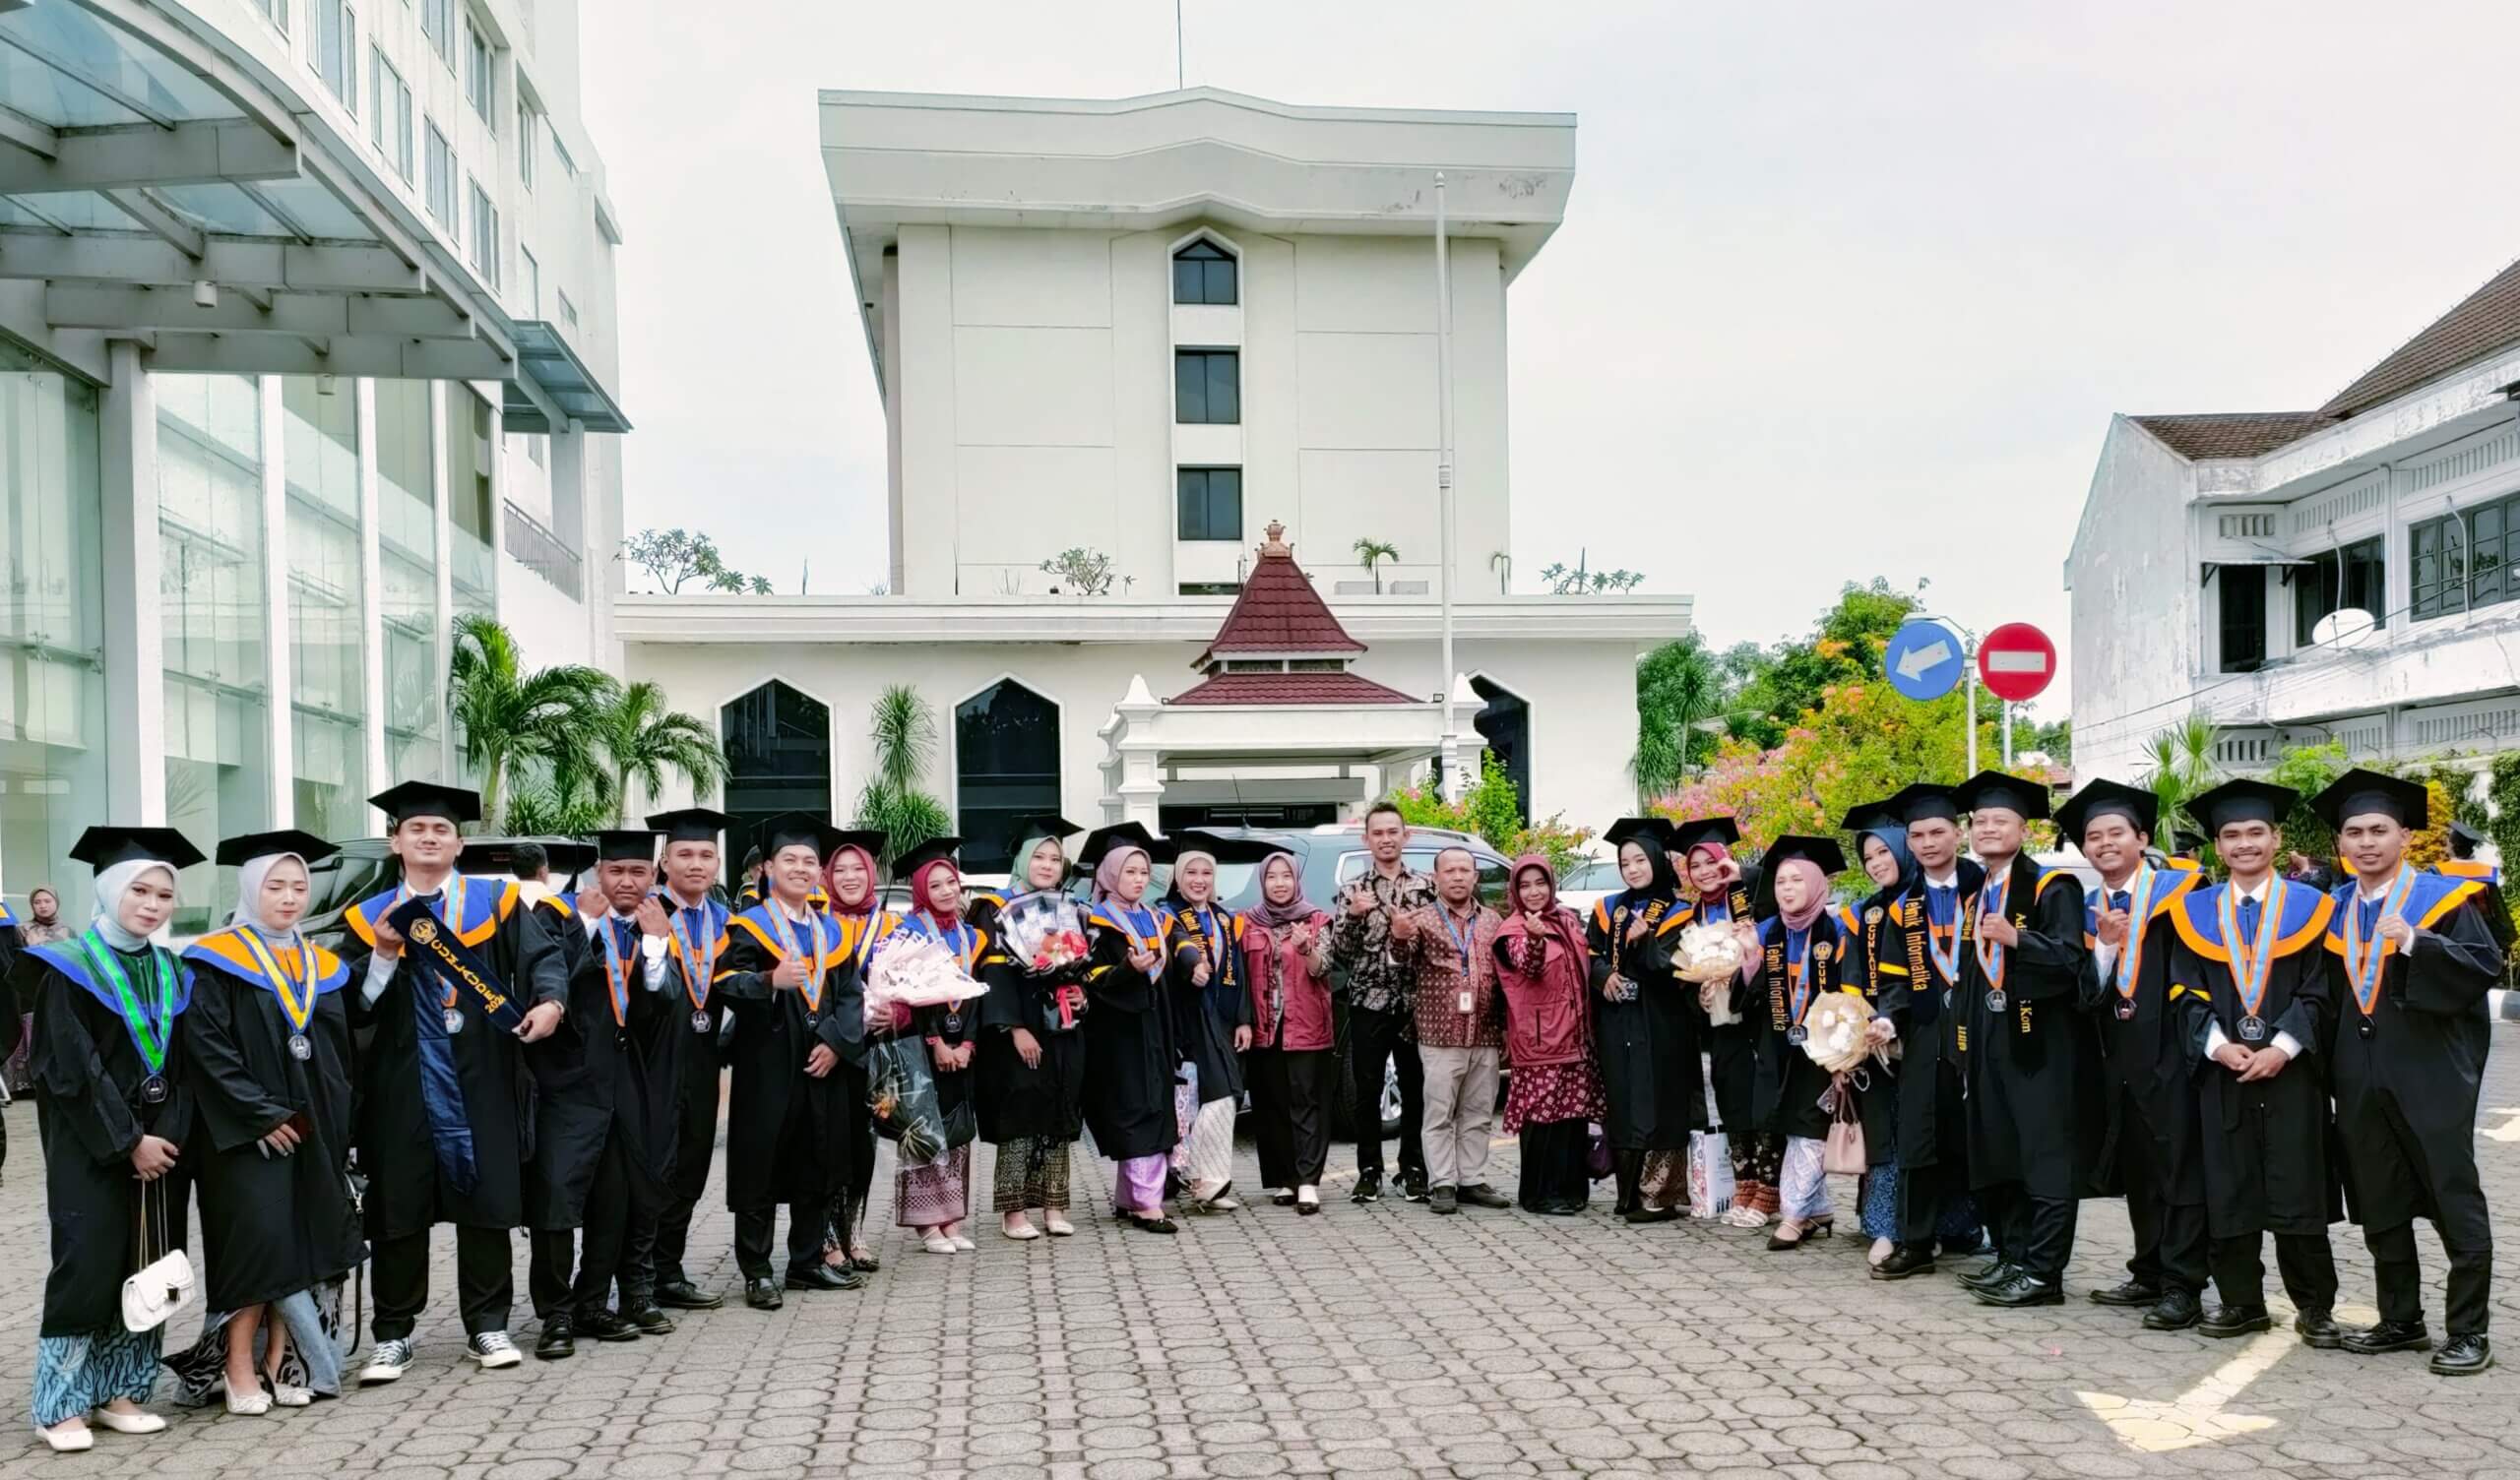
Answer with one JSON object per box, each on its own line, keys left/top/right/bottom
{"left": 1771, "top": 857, "right": 1832, "bottom": 934}
{"left": 1093, "top": 845, "right": 1151, "bottom": 903}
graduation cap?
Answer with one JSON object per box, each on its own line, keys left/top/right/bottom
{"left": 594, "top": 830, "right": 662, "bottom": 864}
{"left": 1949, "top": 770, "right": 2051, "bottom": 821}
{"left": 1837, "top": 798, "right": 1905, "bottom": 836}
{"left": 2054, "top": 778, "right": 2160, "bottom": 848}
{"left": 70, "top": 825, "right": 205, "bottom": 874}
{"left": 1750, "top": 833, "right": 1849, "bottom": 915}
{"left": 2308, "top": 768, "right": 2427, "bottom": 832}
{"left": 2450, "top": 820, "right": 2485, "bottom": 859}
{"left": 1603, "top": 817, "right": 1676, "bottom": 852}
{"left": 1075, "top": 821, "right": 1160, "bottom": 871}
{"left": 825, "top": 829, "right": 888, "bottom": 862}
{"left": 1667, "top": 816, "right": 1741, "bottom": 855}
{"left": 1004, "top": 814, "right": 1084, "bottom": 852}
{"left": 2185, "top": 778, "right": 2298, "bottom": 836}
{"left": 1171, "top": 830, "right": 1292, "bottom": 865}
{"left": 1883, "top": 782, "right": 1961, "bottom": 827}
{"left": 540, "top": 841, "right": 598, "bottom": 877}
{"left": 214, "top": 829, "right": 340, "bottom": 869}
{"left": 2173, "top": 828, "right": 2210, "bottom": 855}
{"left": 645, "top": 807, "right": 731, "bottom": 845}
{"left": 892, "top": 835, "right": 964, "bottom": 881}
{"left": 369, "top": 779, "right": 481, "bottom": 827}
{"left": 755, "top": 812, "right": 846, "bottom": 860}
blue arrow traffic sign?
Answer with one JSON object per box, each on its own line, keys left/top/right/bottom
{"left": 1884, "top": 618, "right": 1966, "bottom": 702}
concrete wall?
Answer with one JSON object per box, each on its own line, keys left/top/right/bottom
{"left": 2067, "top": 417, "right": 2202, "bottom": 780}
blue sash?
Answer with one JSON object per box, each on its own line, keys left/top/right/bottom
{"left": 385, "top": 894, "right": 529, "bottom": 1197}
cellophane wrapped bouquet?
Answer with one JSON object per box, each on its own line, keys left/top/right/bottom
{"left": 861, "top": 934, "right": 987, "bottom": 1161}
{"left": 862, "top": 932, "right": 988, "bottom": 1026}
{"left": 998, "top": 889, "right": 1092, "bottom": 976}
{"left": 1799, "top": 991, "right": 1878, "bottom": 1076}
{"left": 1675, "top": 921, "right": 1744, "bottom": 984}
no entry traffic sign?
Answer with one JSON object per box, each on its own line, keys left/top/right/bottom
{"left": 1978, "top": 622, "right": 2056, "bottom": 703}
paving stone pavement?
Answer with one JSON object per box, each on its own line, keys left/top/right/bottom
{"left": 5, "top": 1033, "right": 2520, "bottom": 1478}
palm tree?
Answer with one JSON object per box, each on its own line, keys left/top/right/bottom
{"left": 1354, "top": 536, "right": 1399, "bottom": 594}
{"left": 593, "top": 680, "right": 729, "bottom": 825}
{"left": 447, "top": 613, "right": 613, "bottom": 831}
{"left": 851, "top": 684, "right": 953, "bottom": 870}
{"left": 1631, "top": 633, "right": 1723, "bottom": 803}
{"left": 2139, "top": 711, "right": 2224, "bottom": 842}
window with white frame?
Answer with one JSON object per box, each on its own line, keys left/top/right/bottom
{"left": 469, "top": 178, "right": 499, "bottom": 287}
{"left": 518, "top": 243, "right": 539, "bottom": 317}
{"left": 374, "top": 51, "right": 413, "bottom": 181}
{"left": 516, "top": 95, "right": 536, "bottom": 189}
{"left": 316, "top": 1, "right": 356, "bottom": 114}
{"left": 465, "top": 20, "right": 494, "bottom": 125}
{"left": 420, "top": 0, "right": 452, "bottom": 64}
{"left": 424, "top": 120, "right": 454, "bottom": 223}
{"left": 254, "top": 0, "right": 288, "bottom": 36}
{"left": 557, "top": 288, "right": 578, "bottom": 329}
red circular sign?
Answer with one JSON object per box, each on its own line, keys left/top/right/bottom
{"left": 1977, "top": 622, "right": 2056, "bottom": 703}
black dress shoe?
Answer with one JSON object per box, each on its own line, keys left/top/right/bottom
{"left": 535, "top": 1317, "right": 576, "bottom": 1361}
{"left": 1429, "top": 1186, "right": 1459, "bottom": 1214}
{"left": 1351, "top": 1173, "right": 1383, "bottom": 1204}
{"left": 1535, "top": 1200, "right": 1582, "bottom": 1216}
{"left": 2341, "top": 1319, "right": 2433, "bottom": 1355}
{"left": 1623, "top": 1205, "right": 1680, "bottom": 1225}
{"left": 1973, "top": 1272, "right": 2065, "bottom": 1308}
{"left": 2294, "top": 1313, "right": 2344, "bottom": 1349}
{"left": 2430, "top": 1334, "right": 2493, "bottom": 1376}
{"left": 2199, "top": 1304, "right": 2273, "bottom": 1338}
{"left": 1871, "top": 1244, "right": 1937, "bottom": 1281}
{"left": 626, "top": 1305, "right": 676, "bottom": 1335}
{"left": 1125, "top": 1213, "right": 1179, "bottom": 1234}
{"left": 1272, "top": 1192, "right": 1297, "bottom": 1206}
{"left": 2089, "top": 1279, "right": 2163, "bottom": 1308}
{"left": 1459, "top": 1184, "right": 1512, "bottom": 1209}
{"left": 656, "top": 1280, "right": 722, "bottom": 1311}
{"left": 744, "top": 1276, "right": 784, "bottom": 1311}
{"left": 1959, "top": 1261, "right": 2021, "bottom": 1293}
{"left": 848, "top": 1251, "right": 882, "bottom": 1273}
{"left": 2142, "top": 1289, "right": 2203, "bottom": 1330}
{"left": 786, "top": 1264, "right": 864, "bottom": 1292}
{"left": 578, "top": 1311, "right": 642, "bottom": 1342}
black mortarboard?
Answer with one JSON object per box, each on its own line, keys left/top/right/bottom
{"left": 541, "top": 841, "right": 598, "bottom": 877}
{"left": 369, "top": 779, "right": 482, "bottom": 827}
{"left": 2449, "top": 820, "right": 2485, "bottom": 858}
{"left": 2173, "top": 828, "right": 2209, "bottom": 855}
{"left": 1750, "top": 834, "right": 1849, "bottom": 915}
{"left": 1075, "top": 822, "right": 1160, "bottom": 870}
{"left": 2308, "top": 769, "right": 2427, "bottom": 831}
{"left": 825, "top": 829, "right": 888, "bottom": 861}
{"left": 1837, "top": 798, "right": 1905, "bottom": 836}
{"left": 70, "top": 826, "right": 205, "bottom": 873}
{"left": 215, "top": 829, "right": 340, "bottom": 868}
{"left": 1004, "top": 814, "right": 1084, "bottom": 852}
{"left": 1667, "top": 816, "right": 1741, "bottom": 854}
{"left": 1885, "top": 782, "right": 1960, "bottom": 827}
{"left": 1949, "top": 770, "right": 2051, "bottom": 821}
{"left": 1171, "top": 830, "right": 1292, "bottom": 865}
{"left": 756, "top": 812, "right": 845, "bottom": 860}
{"left": 2186, "top": 778, "right": 2298, "bottom": 835}
{"left": 892, "top": 835, "right": 964, "bottom": 880}
{"left": 595, "top": 830, "right": 662, "bottom": 864}
{"left": 645, "top": 808, "right": 731, "bottom": 845}
{"left": 2054, "top": 779, "right": 2159, "bottom": 848}
{"left": 1603, "top": 817, "right": 1677, "bottom": 851}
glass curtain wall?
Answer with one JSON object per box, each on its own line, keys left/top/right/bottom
{"left": 375, "top": 380, "right": 443, "bottom": 783}
{"left": 283, "top": 377, "right": 366, "bottom": 839}
{"left": 446, "top": 389, "right": 496, "bottom": 618}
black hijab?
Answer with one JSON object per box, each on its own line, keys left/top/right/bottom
{"left": 1612, "top": 834, "right": 1681, "bottom": 913}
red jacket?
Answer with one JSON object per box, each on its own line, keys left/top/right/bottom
{"left": 1493, "top": 896, "right": 1593, "bottom": 1070}
{"left": 1241, "top": 908, "right": 1335, "bottom": 1052}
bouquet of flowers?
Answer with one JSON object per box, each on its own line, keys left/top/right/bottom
{"left": 998, "top": 889, "right": 1093, "bottom": 976}
{"left": 1799, "top": 991, "right": 1879, "bottom": 1076}
{"left": 866, "top": 1038, "right": 965, "bottom": 1160}
{"left": 1674, "top": 920, "right": 1745, "bottom": 984}
{"left": 863, "top": 932, "right": 987, "bottom": 1029}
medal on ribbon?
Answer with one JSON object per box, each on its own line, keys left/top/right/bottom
{"left": 79, "top": 930, "right": 179, "bottom": 1103}
{"left": 2343, "top": 869, "right": 2416, "bottom": 1039}
{"left": 762, "top": 903, "right": 829, "bottom": 1017}
{"left": 599, "top": 918, "right": 635, "bottom": 1026}
{"left": 2110, "top": 865, "right": 2156, "bottom": 1023}
{"left": 235, "top": 925, "right": 316, "bottom": 1060}
{"left": 2219, "top": 879, "right": 2286, "bottom": 1042}
{"left": 1925, "top": 887, "right": 1965, "bottom": 988}
{"left": 668, "top": 899, "right": 720, "bottom": 1033}
{"left": 1975, "top": 874, "right": 2010, "bottom": 1013}
{"left": 393, "top": 876, "right": 471, "bottom": 1034}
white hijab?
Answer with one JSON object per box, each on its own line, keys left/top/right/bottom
{"left": 93, "top": 858, "right": 178, "bottom": 952}
{"left": 230, "top": 851, "right": 309, "bottom": 947}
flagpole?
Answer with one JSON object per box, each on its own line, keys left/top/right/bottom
{"left": 1434, "top": 170, "right": 1460, "bottom": 801}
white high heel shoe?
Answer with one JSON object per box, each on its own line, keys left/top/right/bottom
{"left": 225, "top": 1384, "right": 274, "bottom": 1417}
{"left": 272, "top": 1384, "right": 315, "bottom": 1408}
{"left": 39, "top": 1421, "right": 94, "bottom": 1452}
{"left": 92, "top": 1405, "right": 166, "bottom": 1435}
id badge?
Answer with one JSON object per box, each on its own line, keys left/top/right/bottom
{"left": 1457, "top": 989, "right": 1474, "bottom": 1016}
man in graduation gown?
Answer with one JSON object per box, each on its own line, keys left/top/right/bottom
{"left": 2314, "top": 770, "right": 2506, "bottom": 1376}
{"left": 1942, "top": 771, "right": 2099, "bottom": 1309}
{"left": 2441, "top": 820, "right": 2514, "bottom": 956}
{"left": 1872, "top": 784, "right": 1988, "bottom": 1280}
{"left": 641, "top": 808, "right": 736, "bottom": 1312}
{"left": 2057, "top": 779, "right": 2209, "bottom": 1330}
{"left": 2166, "top": 778, "right": 2344, "bottom": 1348}
{"left": 341, "top": 782, "right": 566, "bottom": 1384}
{"left": 717, "top": 814, "right": 867, "bottom": 1310}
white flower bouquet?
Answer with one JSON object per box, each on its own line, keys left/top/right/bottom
{"left": 1674, "top": 920, "right": 1745, "bottom": 984}
{"left": 1799, "top": 991, "right": 1878, "bottom": 1076}
{"left": 863, "top": 932, "right": 987, "bottom": 1028}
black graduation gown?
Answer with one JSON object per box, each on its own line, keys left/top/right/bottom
{"left": 177, "top": 931, "right": 363, "bottom": 1312}
{"left": 716, "top": 903, "right": 864, "bottom": 1211}
{"left": 972, "top": 894, "right": 1090, "bottom": 1143}
{"left": 1586, "top": 892, "right": 1704, "bottom": 1151}
{"left": 1670, "top": 874, "right": 1761, "bottom": 1138}
{"left": 2321, "top": 872, "right": 2506, "bottom": 1230}
{"left": 1837, "top": 896, "right": 1902, "bottom": 1159}
{"left": 340, "top": 877, "right": 567, "bottom": 1239}
{"left": 528, "top": 906, "right": 679, "bottom": 1229}
{"left": 892, "top": 915, "right": 986, "bottom": 1130}
{"left": 1947, "top": 856, "right": 2102, "bottom": 1200}
{"left": 2169, "top": 880, "right": 2340, "bottom": 1238}
{"left": 1876, "top": 859, "right": 1985, "bottom": 1168}
{"left": 1165, "top": 900, "right": 1249, "bottom": 1105}
{"left": 1081, "top": 902, "right": 1186, "bottom": 1159}
{"left": 18, "top": 942, "right": 195, "bottom": 1336}
{"left": 1747, "top": 914, "right": 1858, "bottom": 1141}
{"left": 654, "top": 894, "right": 730, "bottom": 1188}
{"left": 2086, "top": 866, "right": 2206, "bottom": 1208}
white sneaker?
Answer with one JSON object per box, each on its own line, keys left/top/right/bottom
{"left": 358, "top": 1338, "right": 412, "bottom": 1385}
{"left": 468, "top": 1331, "right": 522, "bottom": 1369}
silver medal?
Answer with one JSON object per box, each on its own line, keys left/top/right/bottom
{"left": 1984, "top": 990, "right": 2007, "bottom": 1013}
{"left": 443, "top": 1007, "right": 466, "bottom": 1035}
{"left": 1786, "top": 1024, "right": 1808, "bottom": 1046}
{"left": 139, "top": 1074, "right": 169, "bottom": 1105}
{"left": 2114, "top": 999, "right": 2135, "bottom": 1021}
{"left": 288, "top": 1032, "right": 313, "bottom": 1061}
{"left": 692, "top": 1009, "right": 713, "bottom": 1033}
{"left": 2236, "top": 1015, "right": 2267, "bottom": 1043}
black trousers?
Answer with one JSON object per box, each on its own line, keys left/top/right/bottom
{"left": 1518, "top": 1120, "right": 1592, "bottom": 1210}
{"left": 835, "top": 1064, "right": 875, "bottom": 1249}
{"left": 1980, "top": 1182, "right": 2077, "bottom": 1282}
{"left": 1898, "top": 1057, "right": 1973, "bottom": 1248}
{"left": 1248, "top": 1045, "right": 1333, "bottom": 1189}
{"left": 2114, "top": 1087, "right": 2209, "bottom": 1294}
{"left": 1347, "top": 1005, "right": 1424, "bottom": 1183}
{"left": 645, "top": 1065, "right": 722, "bottom": 1287}
{"left": 2210, "top": 1230, "right": 2337, "bottom": 1317}
{"left": 2367, "top": 1220, "right": 2493, "bottom": 1337}
{"left": 372, "top": 1224, "right": 514, "bottom": 1341}
{"left": 733, "top": 1199, "right": 825, "bottom": 1281}
{"left": 529, "top": 1137, "right": 640, "bottom": 1320}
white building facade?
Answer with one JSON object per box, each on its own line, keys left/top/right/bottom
{"left": 622, "top": 87, "right": 1690, "bottom": 871}
{"left": 0, "top": 0, "right": 628, "bottom": 926}
{"left": 2067, "top": 256, "right": 2520, "bottom": 783}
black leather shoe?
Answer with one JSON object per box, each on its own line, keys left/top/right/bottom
{"left": 656, "top": 1280, "right": 722, "bottom": 1311}
{"left": 535, "top": 1316, "right": 575, "bottom": 1361}
{"left": 2294, "top": 1313, "right": 2344, "bottom": 1349}
{"left": 1459, "top": 1184, "right": 1512, "bottom": 1209}
{"left": 1959, "top": 1260, "right": 2021, "bottom": 1292}
{"left": 2089, "top": 1279, "right": 2163, "bottom": 1308}
{"left": 1871, "top": 1244, "right": 1937, "bottom": 1280}
{"left": 2430, "top": 1334, "right": 2493, "bottom": 1376}
{"left": 626, "top": 1305, "right": 675, "bottom": 1335}
{"left": 578, "top": 1311, "right": 642, "bottom": 1343}
{"left": 1974, "top": 1272, "right": 2064, "bottom": 1308}
{"left": 2199, "top": 1304, "right": 2273, "bottom": 1338}
{"left": 2142, "top": 1289, "right": 2203, "bottom": 1330}
{"left": 786, "top": 1264, "right": 864, "bottom": 1292}
{"left": 1429, "top": 1186, "right": 1459, "bottom": 1214}
{"left": 1351, "top": 1173, "right": 1383, "bottom": 1204}
{"left": 848, "top": 1250, "right": 882, "bottom": 1273}
{"left": 2341, "top": 1319, "right": 2433, "bottom": 1355}
{"left": 744, "top": 1276, "right": 783, "bottom": 1311}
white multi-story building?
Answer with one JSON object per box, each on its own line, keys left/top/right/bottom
{"left": 2067, "top": 254, "right": 2520, "bottom": 783}
{"left": 621, "top": 87, "right": 1691, "bottom": 870}
{"left": 0, "top": 0, "right": 628, "bottom": 925}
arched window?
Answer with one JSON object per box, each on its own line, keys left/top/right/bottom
{"left": 1172, "top": 239, "right": 1236, "bottom": 306}
{"left": 720, "top": 681, "right": 831, "bottom": 881}
{"left": 957, "top": 680, "right": 1060, "bottom": 872}
{"left": 1471, "top": 676, "right": 1531, "bottom": 827}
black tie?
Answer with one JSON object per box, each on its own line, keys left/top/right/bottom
{"left": 2111, "top": 891, "right": 2130, "bottom": 913}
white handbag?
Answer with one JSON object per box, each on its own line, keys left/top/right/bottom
{"left": 121, "top": 1178, "right": 196, "bottom": 1333}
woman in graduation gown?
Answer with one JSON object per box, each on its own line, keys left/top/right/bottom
{"left": 820, "top": 832, "right": 894, "bottom": 1274}
{"left": 1079, "top": 824, "right": 1190, "bottom": 1234}
{"left": 21, "top": 827, "right": 201, "bottom": 1453}
{"left": 167, "top": 832, "right": 361, "bottom": 1413}
{"left": 1840, "top": 804, "right": 1919, "bottom": 1265}
{"left": 1586, "top": 819, "right": 1702, "bottom": 1223}
{"left": 1163, "top": 832, "right": 1255, "bottom": 1212}
{"left": 1735, "top": 837, "right": 1863, "bottom": 1251}
{"left": 1670, "top": 817, "right": 1772, "bottom": 1224}
{"left": 888, "top": 839, "right": 982, "bottom": 1254}
{"left": 716, "top": 815, "right": 867, "bottom": 1308}
{"left": 974, "top": 819, "right": 1090, "bottom": 1240}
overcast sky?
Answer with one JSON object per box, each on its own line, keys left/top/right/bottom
{"left": 582, "top": 0, "right": 2520, "bottom": 717}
